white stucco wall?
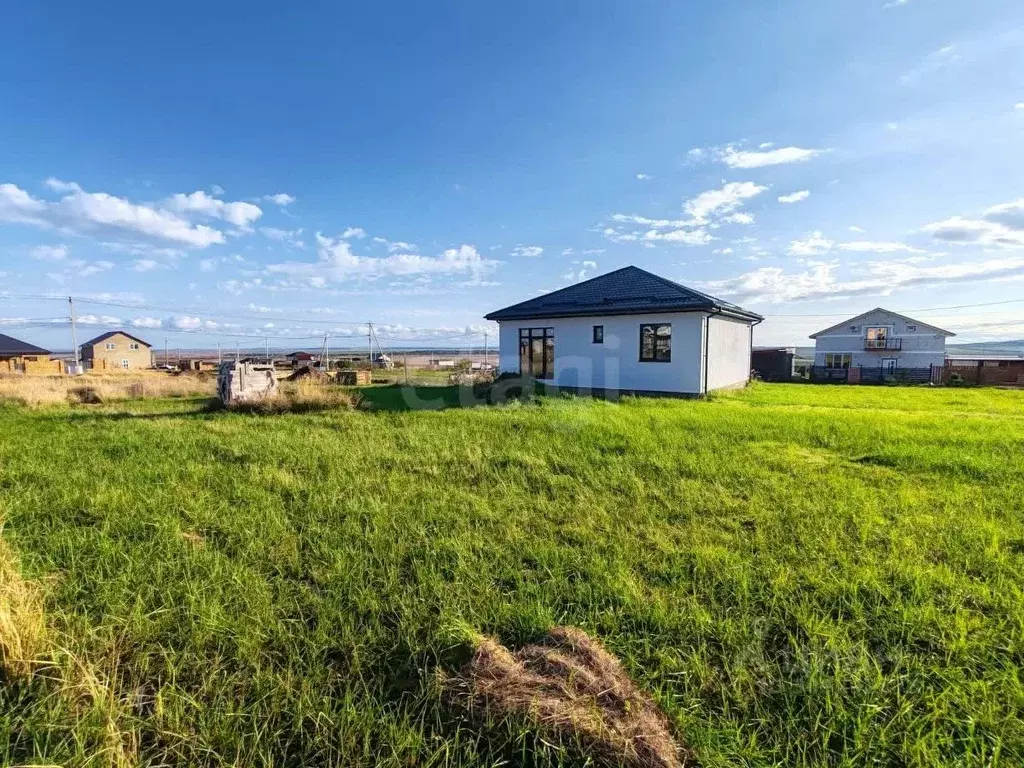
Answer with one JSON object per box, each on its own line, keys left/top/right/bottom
{"left": 812, "top": 309, "right": 948, "bottom": 368}
{"left": 705, "top": 315, "right": 752, "bottom": 391}
{"left": 497, "top": 311, "right": 753, "bottom": 394}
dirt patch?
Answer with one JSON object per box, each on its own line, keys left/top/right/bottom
{"left": 445, "top": 626, "right": 689, "bottom": 767}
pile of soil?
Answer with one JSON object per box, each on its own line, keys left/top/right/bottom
{"left": 446, "top": 626, "right": 689, "bottom": 767}
{"left": 287, "top": 366, "right": 328, "bottom": 382}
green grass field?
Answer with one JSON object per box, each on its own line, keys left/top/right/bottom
{"left": 2, "top": 383, "right": 1023, "bottom": 767}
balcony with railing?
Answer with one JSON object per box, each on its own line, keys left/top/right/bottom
{"left": 863, "top": 337, "right": 902, "bottom": 351}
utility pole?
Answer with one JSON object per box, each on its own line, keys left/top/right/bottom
{"left": 265, "top": 337, "right": 270, "bottom": 364}
{"left": 404, "top": 351, "right": 409, "bottom": 384}
{"left": 483, "top": 330, "right": 488, "bottom": 369}
{"left": 164, "top": 338, "right": 169, "bottom": 367}
{"left": 68, "top": 296, "right": 80, "bottom": 373}
{"left": 325, "top": 333, "right": 330, "bottom": 371}
{"left": 217, "top": 341, "right": 222, "bottom": 365}
{"left": 235, "top": 343, "right": 240, "bottom": 363}
{"left": 367, "top": 322, "right": 373, "bottom": 369}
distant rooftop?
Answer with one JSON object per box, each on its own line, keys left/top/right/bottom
{"left": 0, "top": 332, "right": 51, "bottom": 356}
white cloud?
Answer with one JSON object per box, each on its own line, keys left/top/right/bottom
{"left": 837, "top": 241, "right": 925, "bottom": 254}
{"left": 643, "top": 228, "right": 713, "bottom": 245}
{"left": 0, "top": 181, "right": 225, "bottom": 247}
{"left": 901, "top": 44, "right": 960, "bottom": 85}
{"left": 1016, "top": 103, "right": 1024, "bottom": 110}
{"left": 923, "top": 199, "right": 1024, "bottom": 247}
{"left": 983, "top": 198, "right": 1024, "bottom": 230}
{"left": 341, "top": 226, "right": 366, "bottom": 240}
{"left": 713, "top": 145, "right": 825, "bottom": 169}
{"left": 685, "top": 181, "right": 767, "bottom": 222}
{"left": 131, "top": 259, "right": 162, "bottom": 272}
{"left": 210, "top": 184, "right": 225, "bottom": 196}
{"left": 31, "top": 244, "right": 70, "bottom": 261}
{"left": 778, "top": 190, "right": 810, "bottom": 204}
{"left": 788, "top": 231, "right": 834, "bottom": 257}
{"left": 79, "top": 260, "right": 115, "bottom": 278}
{"left": 703, "top": 256, "right": 1024, "bottom": 303}
{"left": 165, "top": 190, "right": 262, "bottom": 228}
{"left": 263, "top": 236, "right": 500, "bottom": 287}
{"left": 636, "top": 173, "right": 651, "bottom": 180}
{"left": 263, "top": 193, "right": 295, "bottom": 206}
{"left": 849, "top": 225, "right": 866, "bottom": 233}
{"left": 721, "top": 212, "right": 754, "bottom": 225}
{"left": 198, "top": 258, "right": 217, "bottom": 272}
{"left": 132, "top": 317, "right": 163, "bottom": 329}
{"left": 511, "top": 245, "right": 544, "bottom": 258}
{"left": 582, "top": 260, "right": 598, "bottom": 269}
{"left": 386, "top": 241, "right": 417, "bottom": 253}
{"left": 260, "top": 227, "right": 305, "bottom": 248}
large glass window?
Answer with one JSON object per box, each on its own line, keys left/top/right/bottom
{"left": 824, "top": 353, "right": 852, "bottom": 370}
{"left": 518, "top": 327, "right": 554, "bottom": 379}
{"left": 639, "top": 323, "right": 671, "bottom": 362}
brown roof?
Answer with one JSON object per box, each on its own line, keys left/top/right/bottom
{"left": 80, "top": 330, "right": 153, "bottom": 348}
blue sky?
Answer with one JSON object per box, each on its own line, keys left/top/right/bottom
{"left": 2, "top": 0, "right": 1023, "bottom": 350}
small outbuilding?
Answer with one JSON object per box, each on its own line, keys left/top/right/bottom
{"left": 485, "top": 265, "right": 763, "bottom": 396}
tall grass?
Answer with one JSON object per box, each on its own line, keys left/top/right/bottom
{"left": 0, "top": 372, "right": 216, "bottom": 406}
{"left": 1, "top": 383, "right": 1023, "bottom": 766}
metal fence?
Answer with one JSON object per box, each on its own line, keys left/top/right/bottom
{"left": 811, "top": 366, "right": 942, "bottom": 385}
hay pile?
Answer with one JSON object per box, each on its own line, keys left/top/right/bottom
{"left": 447, "top": 626, "right": 689, "bottom": 768}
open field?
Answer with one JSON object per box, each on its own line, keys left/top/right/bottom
{"left": 2, "top": 384, "right": 1024, "bottom": 766}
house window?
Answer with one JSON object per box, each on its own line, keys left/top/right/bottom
{"left": 906, "top": 325, "right": 916, "bottom": 332}
{"left": 592, "top": 325, "right": 604, "bottom": 344}
{"left": 849, "top": 325, "right": 858, "bottom": 332}
{"left": 129, "top": 343, "right": 140, "bottom": 350}
{"left": 639, "top": 323, "right": 671, "bottom": 362}
{"left": 824, "top": 353, "right": 852, "bottom": 370}
{"left": 518, "top": 327, "right": 554, "bottom": 379}
{"left": 864, "top": 326, "right": 890, "bottom": 349}
{"left": 105, "top": 342, "right": 116, "bottom": 350}
{"left": 121, "top": 359, "right": 130, "bottom": 369}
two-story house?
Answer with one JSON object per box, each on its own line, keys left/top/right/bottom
{"left": 80, "top": 331, "right": 154, "bottom": 371}
{"left": 810, "top": 308, "right": 953, "bottom": 378}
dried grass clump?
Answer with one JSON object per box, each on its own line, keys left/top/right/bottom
{"left": 226, "top": 381, "right": 360, "bottom": 414}
{"left": 0, "top": 531, "right": 46, "bottom": 680}
{"left": 447, "top": 626, "right": 689, "bottom": 768}
{"left": 0, "top": 372, "right": 216, "bottom": 407}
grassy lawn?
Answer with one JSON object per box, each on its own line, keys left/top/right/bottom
{"left": 1, "top": 383, "right": 1023, "bottom": 767}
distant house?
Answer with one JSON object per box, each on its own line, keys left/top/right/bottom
{"left": 485, "top": 265, "right": 763, "bottom": 396}
{"left": 809, "top": 308, "right": 953, "bottom": 382}
{"left": 80, "top": 331, "right": 153, "bottom": 371}
{"left": 0, "top": 333, "right": 61, "bottom": 374}
{"left": 286, "top": 351, "right": 316, "bottom": 368}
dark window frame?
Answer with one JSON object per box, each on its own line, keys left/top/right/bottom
{"left": 639, "top": 323, "right": 672, "bottom": 363}
{"left": 592, "top": 325, "right": 604, "bottom": 344}
{"left": 518, "top": 327, "right": 555, "bottom": 379}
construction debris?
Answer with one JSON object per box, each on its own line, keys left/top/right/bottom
{"left": 217, "top": 361, "right": 278, "bottom": 405}
{"left": 445, "top": 626, "right": 688, "bottom": 768}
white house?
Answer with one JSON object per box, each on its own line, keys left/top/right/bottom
{"left": 809, "top": 308, "right": 954, "bottom": 374}
{"left": 485, "top": 266, "right": 763, "bottom": 396}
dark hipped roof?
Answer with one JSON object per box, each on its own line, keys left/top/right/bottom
{"left": 0, "top": 333, "right": 51, "bottom": 356}
{"left": 81, "top": 330, "right": 153, "bottom": 348}
{"left": 485, "top": 266, "right": 763, "bottom": 322}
